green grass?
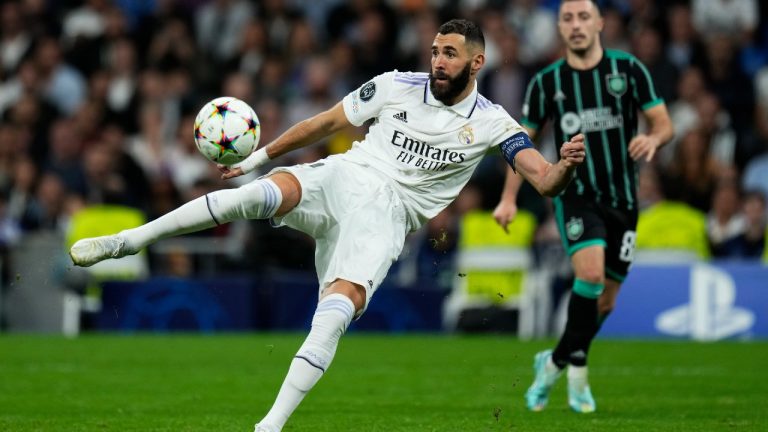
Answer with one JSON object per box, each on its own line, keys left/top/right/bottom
{"left": 0, "top": 334, "right": 766, "bottom": 431}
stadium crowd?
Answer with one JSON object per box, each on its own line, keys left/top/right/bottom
{"left": 0, "top": 0, "right": 766, "bottom": 286}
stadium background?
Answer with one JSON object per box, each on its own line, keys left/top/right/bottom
{"left": 0, "top": 0, "right": 765, "bottom": 337}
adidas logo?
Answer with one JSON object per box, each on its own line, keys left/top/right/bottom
{"left": 393, "top": 111, "right": 408, "bottom": 122}
{"left": 570, "top": 350, "right": 586, "bottom": 359}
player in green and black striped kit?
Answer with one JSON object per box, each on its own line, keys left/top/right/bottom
{"left": 494, "top": 0, "right": 673, "bottom": 413}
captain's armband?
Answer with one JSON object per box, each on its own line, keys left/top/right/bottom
{"left": 499, "top": 132, "right": 534, "bottom": 172}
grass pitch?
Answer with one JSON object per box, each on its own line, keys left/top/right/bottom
{"left": 0, "top": 334, "right": 766, "bottom": 431}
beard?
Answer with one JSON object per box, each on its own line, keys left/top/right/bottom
{"left": 429, "top": 61, "right": 472, "bottom": 105}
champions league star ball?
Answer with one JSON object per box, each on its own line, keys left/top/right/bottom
{"left": 194, "top": 97, "right": 260, "bottom": 166}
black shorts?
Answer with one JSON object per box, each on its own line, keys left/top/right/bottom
{"left": 553, "top": 197, "right": 638, "bottom": 282}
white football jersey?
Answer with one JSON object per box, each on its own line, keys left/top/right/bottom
{"left": 341, "top": 71, "right": 525, "bottom": 230}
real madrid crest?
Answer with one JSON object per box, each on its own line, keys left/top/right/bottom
{"left": 458, "top": 125, "right": 474, "bottom": 145}
{"left": 605, "top": 72, "right": 627, "bottom": 98}
{"left": 565, "top": 216, "right": 584, "bottom": 241}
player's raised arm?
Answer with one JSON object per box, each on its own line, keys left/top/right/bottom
{"left": 510, "top": 133, "right": 585, "bottom": 198}
{"left": 219, "top": 102, "right": 352, "bottom": 179}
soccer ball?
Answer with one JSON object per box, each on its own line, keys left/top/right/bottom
{"left": 194, "top": 97, "right": 260, "bottom": 166}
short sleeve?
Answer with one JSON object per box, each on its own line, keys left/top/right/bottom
{"left": 521, "top": 73, "right": 548, "bottom": 132}
{"left": 342, "top": 72, "right": 396, "bottom": 126}
{"left": 630, "top": 57, "right": 664, "bottom": 111}
{"left": 488, "top": 111, "right": 526, "bottom": 147}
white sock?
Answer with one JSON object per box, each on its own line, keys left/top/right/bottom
{"left": 568, "top": 365, "right": 588, "bottom": 381}
{"left": 119, "top": 179, "right": 282, "bottom": 253}
{"left": 258, "top": 293, "right": 355, "bottom": 430}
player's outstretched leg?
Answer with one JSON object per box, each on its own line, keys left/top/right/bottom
{"left": 567, "top": 365, "right": 596, "bottom": 413}
{"left": 524, "top": 349, "right": 563, "bottom": 411}
{"left": 70, "top": 178, "right": 283, "bottom": 267}
{"left": 255, "top": 293, "right": 356, "bottom": 432}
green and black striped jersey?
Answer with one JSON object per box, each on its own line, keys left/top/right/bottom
{"left": 521, "top": 49, "right": 663, "bottom": 211}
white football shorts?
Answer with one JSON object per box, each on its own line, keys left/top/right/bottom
{"left": 267, "top": 154, "right": 409, "bottom": 313}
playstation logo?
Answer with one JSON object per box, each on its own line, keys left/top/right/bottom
{"left": 655, "top": 264, "right": 755, "bottom": 341}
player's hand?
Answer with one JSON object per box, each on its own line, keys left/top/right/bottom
{"left": 493, "top": 200, "right": 518, "bottom": 234}
{"left": 217, "top": 164, "right": 244, "bottom": 179}
{"left": 560, "top": 133, "right": 586, "bottom": 167}
{"left": 628, "top": 134, "right": 660, "bottom": 162}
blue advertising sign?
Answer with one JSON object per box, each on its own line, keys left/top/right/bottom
{"left": 601, "top": 263, "right": 768, "bottom": 340}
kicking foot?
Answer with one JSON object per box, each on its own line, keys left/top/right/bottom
{"left": 524, "top": 349, "right": 562, "bottom": 412}
{"left": 568, "top": 366, "right": 596, "bottom": 413}
{"left": 254, "top": 423, "right": 279, "bottom": 432}
{"left": 69, "top": 235, "right": 129, "bottom": 267}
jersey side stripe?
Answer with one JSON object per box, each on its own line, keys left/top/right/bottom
{"left": 554, "top": 66, "right": 584, "bottom": 195}
{"left": 394, "top": 78, "right": 428, "bottom": 86}
{"left": 592, "top": 68, "right": 618, "bottom": 207}
{"left": 572, "top": 70, "right": 600, "bottom": 200}
{"left": 611, "top": 57, "right": 634, "bottom": 209}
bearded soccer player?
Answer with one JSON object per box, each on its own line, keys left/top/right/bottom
{"left": 70, "top": 19, "right": 585, "bottom": 431}
{"left": 493, "top": 0, "right": 673, "bottom": 413}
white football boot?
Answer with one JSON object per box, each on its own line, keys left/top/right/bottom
{"left": 567, "top": 365, "right": 596, "bottom": 413}
{"left": 69, "top": 235, "right": 129, "bottom": 267}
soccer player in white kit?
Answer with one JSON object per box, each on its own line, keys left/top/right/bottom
{"left": 70, "top": 19, "right": 585, "bottom": 431}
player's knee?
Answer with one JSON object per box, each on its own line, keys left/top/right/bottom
{"left": 206, "top": 178, "right": 283, "bottom": 223}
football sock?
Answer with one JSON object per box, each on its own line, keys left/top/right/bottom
{"left": 259, "top": 294, "right": 355, "bottom": 430}
{"left": 552, "top": 279, "right": 603, "bottom": 368}
{"left": 119, "top": 178, "right": 282, "bottom": 253}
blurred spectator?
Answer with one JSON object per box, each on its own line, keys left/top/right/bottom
{"left": 24, "top": 172, "right": 67, "bottom": 231}
{"left": 284, "top": 56, "right": 335, "bottom": 127}
{"left": 601, "top": 7, "right": 630, "bottom": 52}
{"left": 480, "top": 29, "right": 526, "bottom": 119}
{"left": 5, "top": 156, "right": 37, "bottom": 228}
{"left": 661, "top": 129, "right": 720, "bottom": 212}
{"left": 0, "top": 1, "right": 33, "bottom": 80}
{"left": 505, "top": 0, "right": 558, "bottom": 67}
{"left": 133, "top": 0, "right": 194, "bottom": 61}
{"left": 44, "top": 119, "right": 86, "bottom": 196}
{"left": 717, "top": 191, "right": 767, "bottom": 259}
{"left": 698, "top": 34, "right": 754, "bottom": 132}
{"left": 659, "top": 67, "right": 706, "bottom": 167}
{"left": 397, "top": 9, "right": 439, "bottom": 74}
{"left": 665, "top": 4, "right": 701, "bottom": 71}
{"left": 62, "top": 0, "right": 109, "bottom": 48}
{"left": 624, "top": 0, "right": 664, "bottom": 34}
{"left": 126, "top": 103, "right": 172, "bottom": 181}
{"left": 631, "top": 26, "right": 677, "bottom": 104}
{"left": 231, "top": 19, "right": 267, "bottom": 79}
{"left": 32, "top": 37, "right": 87, "bottom": 116}
{"left": 195, "top": 0, "right": 254, "bottom": 65}
{"left": 742, "top": 148, "right": 768, "bottom": 201}
{"left": 257, "top": 0, "right": 302, "bottom": 53}
{"left": 104, "top": 38, "right": 140, "bottom": 132}
{"left": 692, "top": 0, "right": 758, "bottom": 46}
{"left": 754, "top": 66, "right": 768, "bottom": 145}
{"left": 707, "top": 180, "right": 746, "bottom": 256}
{"left": 147, "top": 16, "right": 197, "bottom": 72}
{"left": 694, "top": 92, "right": 737, "bottom": 169}
{"left": 166, "top": 113, "right": 210, "bottom": 192}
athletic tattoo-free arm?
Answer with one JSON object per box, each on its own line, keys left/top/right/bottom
{"left": 220, "top": 102, "right": 352, "bottom": 178}
{"left": 628, "top": 103, "right": 674, "bottom": 162}
{"left": 514, "top": 133, "right": 585, "bottom": 199}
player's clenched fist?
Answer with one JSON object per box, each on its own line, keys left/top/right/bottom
{"left": 559, "top": 133, "right": 586, "bottom": 167}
